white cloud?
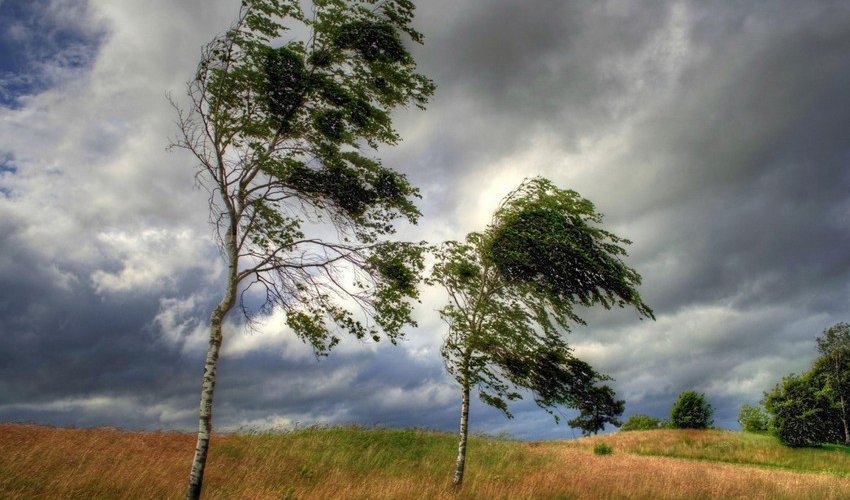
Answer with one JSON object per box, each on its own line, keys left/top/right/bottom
{"left": 90, "top": 228, "right": 217, "bottom": 294}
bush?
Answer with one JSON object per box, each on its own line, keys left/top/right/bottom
{"left": 737, "top": 404, "right": 770, "bottom": 433}
{"left": 763, "top": 372, "right": 842, "bottom": 447}
{"left": 593, "top": 442, "right": 613, "bottom": 455}
{"left": 620, "top": 415, "right": 663, "bottom": 431}
{"left": 670, "top": 391, "right": 713, "bottom": 429}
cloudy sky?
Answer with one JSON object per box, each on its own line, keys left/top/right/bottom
{"left": 1, "top": 0, "right": 849, "bottom": 440}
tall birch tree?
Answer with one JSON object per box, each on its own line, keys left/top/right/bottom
{"left": 430, "top": 177, "right": 653, "bottom": 487}
{"left": 171, "top": 1, "right": 433, "bottom": 497}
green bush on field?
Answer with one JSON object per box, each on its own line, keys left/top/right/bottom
{"left": 620, "top": 415, "right": 663, "bottom": 431}
{"left": 593, "top": 442, "right": 613, "bottom": 455}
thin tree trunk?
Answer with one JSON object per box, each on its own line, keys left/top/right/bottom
{"left": 187, "top": 227, "right": 238, "bottom": 500}
{"left": 841, "top": 395, "right": 850, "bottom": 446}
{"left": 452, "top": 379, "right": 470, "bottom": 487}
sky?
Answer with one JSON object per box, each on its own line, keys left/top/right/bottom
{"left": 1, "top": 0, "right": 849, "bottom": 440}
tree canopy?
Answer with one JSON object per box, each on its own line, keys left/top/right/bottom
{"left": 815, "top": 322, "right": 850, "bottom": 444}
{"left": 669, "top": 390, "right": 713, "bottom": 429}
{"left": 568, "top": 383, "right": 626, "bottom": 436}
{"left": 430, "top": 177, "right": 653, "bottom": 486}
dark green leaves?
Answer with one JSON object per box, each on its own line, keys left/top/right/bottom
{"left": 334, "top": 21, "right": 408, "bottom": 64}
{"left": 264, "top": 46, "right": 307, "bottom": 129}
{"left": 181, "top": 0, "right": 433, "bottom": 355}
{"left": 432, "top": 177, "right": 654, "bottom": 424}
{"left": 487, "top": 177, "right": 654, "bottom": 319}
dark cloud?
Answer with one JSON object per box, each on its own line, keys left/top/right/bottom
{"left": 1, "top": 0, "right": 849, "bottom": 437}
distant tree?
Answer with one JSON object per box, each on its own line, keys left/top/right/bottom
{"left": 670, "top": 391, "right": 713, "bottom": 429}
{"left": 568, "top": 384, "right": 625, "bottom": 436}
{"left": 762, "top": 371, "right": 842, "bottom": 447}
{"left": 620, "top": 414, "right": 663, "bottom": 431}
{"left": 815, "top": 322, "right": 850, "bottom": 445}
{"left": 171, "top": 1, "right": 433, "bottom": 497}
{"left": 737, "top": 403, "right": 769, "bottom": 433}
{"left": 430, "top": 177, "right": 653, "bottom": 487}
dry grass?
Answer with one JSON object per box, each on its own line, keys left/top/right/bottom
{"left": 2, "top": 424, "right": 850, "bottom": 499}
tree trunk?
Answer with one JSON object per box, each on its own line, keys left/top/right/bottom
{"left": 452, "top": 379, "right": 470, "bottom": 487}
{"left": 187, "top": 227, "right": 238, "bottom": 500}
{"left": 841, "top": 395, "right": 850, "bottom": 446}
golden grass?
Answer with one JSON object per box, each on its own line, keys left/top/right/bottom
{"left": 2, "top": 424, "right": 849, "bottom": 499}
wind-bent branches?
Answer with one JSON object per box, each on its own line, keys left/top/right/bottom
{"left": 171, "top": 1, "right": 433, "bottom": 498}
{"left": 430, "top": 177, "right": 653, "bottom": 487}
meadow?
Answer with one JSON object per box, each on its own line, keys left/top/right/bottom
{"left": 2, "top": 423, "right": 850, "bottom": 499}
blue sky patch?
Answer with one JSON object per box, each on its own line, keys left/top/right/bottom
{"left": 0, "top": 0, "right": 105, "bottom": 108}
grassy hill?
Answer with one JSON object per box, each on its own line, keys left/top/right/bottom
{"left": 2, "top": 423, "right": 850, "bottom": 499}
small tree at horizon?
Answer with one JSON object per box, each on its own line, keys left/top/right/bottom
{"left": 568, "top": 384, "right": 625, "bottom": 436}
{"left": 430, "top": 177, "right": 653, "bottom": 487}
{"left": 670, "top": 391, "right": 713, "bottom": 429}
{"left": 737, "top": 403, "right": 769, "bottom": 433}
{"left": 171, "top": 1, "right": 434, "bottom": 497}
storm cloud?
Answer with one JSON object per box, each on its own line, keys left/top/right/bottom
{"left": 1, "top": 0, "right": 849, "bottom": 439}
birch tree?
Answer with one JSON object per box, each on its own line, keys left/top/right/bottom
{"left": 170, "top": 1, "right": 433, "bottom": 497}
{"left": 430, "top": 177, "right": 653, "bottom": 487}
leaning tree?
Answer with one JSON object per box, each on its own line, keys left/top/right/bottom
{"left": 430, "top": 177, "right": 653, "bottom": 487}
{"left": 170, "top": 1, "right": 434, "bottom": 497}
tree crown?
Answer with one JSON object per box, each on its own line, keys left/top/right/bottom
{"left": 430, "top": 177, "right": 652, "bottom": 420}
{"left": 173, "top": 0, "right": 434, "bottom": 352}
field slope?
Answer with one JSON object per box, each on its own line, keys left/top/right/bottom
{"left": 2, "top": 424, "right": 849, "bottom": 499}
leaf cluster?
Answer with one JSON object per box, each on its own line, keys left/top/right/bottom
{"left": 763, "top": 371, "right": 843, "bottom": 447}
{"left": 568, "top": 384, "right": 625, "bottom": 436}
{"left": 173, "top": 0, "right": 434, "bottom": 353}
{"left": 430, "top": 177, "right": 652, "bottom": 421}
{"left": 761, "top": 323, "right": 850, "bottom": 447}
{"left": 669, "top": 390, "right": 713, "bottom": 429}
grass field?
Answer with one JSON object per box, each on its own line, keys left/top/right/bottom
{"left": 2, "top": 424, "right": 850, "bottom": 499}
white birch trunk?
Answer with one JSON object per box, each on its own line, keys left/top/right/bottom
{"left": 452, "top": 380, "right": 470, "bottom": 487}
{"left": 186, "top": 225, "right": 238, "bottom": 500}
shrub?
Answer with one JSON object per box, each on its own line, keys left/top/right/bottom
{"left": 737, "top": 404, "right": 770, "bottom": 433}
{"left": 763, "top": 372, "right": 842, "bottom": 447}
{"left": 593, "top": 442, "right": 613, "bottom": 455}
{"left": 620, "top": 415, "right": 663, "bottom": 431}
{"left": 670, "top": 391, "right": 713, "bottom": 429}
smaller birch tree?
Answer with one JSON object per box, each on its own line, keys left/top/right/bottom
{"left": 430, "top": 177, "right": 653, "bottom": 487}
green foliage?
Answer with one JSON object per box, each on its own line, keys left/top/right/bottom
{"left": 763, "top": 371, "right": 843, "bottom": 447}
{"left": 174, "top": 0, "right": 434, "bottom": 350}
{"left": 593, "top": 442, "right": 613, "bottom": 455}
{"left": 816, "top": 322, "right": 850, "bottom": 444}
{"left": 568, "top": 385, "right": 625, "bottom": 436}
{"left": 430, "top": 177, "right": 653, "bottom": 421}
{"left": 486, "top": 177, "right": 654, "bottom": 321}
{"left": 760, "top": 323, "right": 850, "bottom": 448}
{"left": 738, "top": 404, "right": 770, "bottom": 433}
{"left": 670, "top": 391, "right": 713, "bottom": 429}
{"left": 620, "top": 415, "right": 663, "bottom": 431}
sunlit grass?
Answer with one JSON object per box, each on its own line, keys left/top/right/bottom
{"left": 569, "top": 429, "right": 850, "bottom": 477}
{"left": 2, "top": 424, "right": 850, "bottom": 499}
